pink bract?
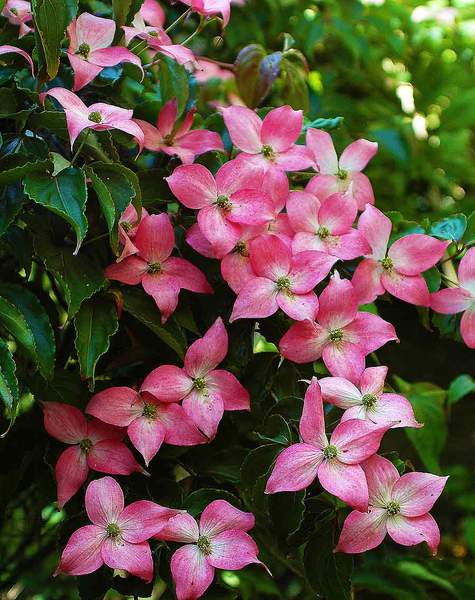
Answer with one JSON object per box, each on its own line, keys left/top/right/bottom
{"left": 2, "top": 0, "right": 33, "bottom": 37}
{"left": 117, "top": 204, "right": 150, "bottom": 262}
{"left": 0, "top": 43, "right": 34, "bottom": 73}
{"left": 179, "top": 0, "right": 233, "bottom": 27}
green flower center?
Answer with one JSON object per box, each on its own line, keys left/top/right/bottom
{"left": 122, "top": 221, "right": 132, "bottom": 233}
{"left": 216, "top": 194, "right": 232, "bottom": 211}
{"left": 106, "top": 523, "right": 121, "bottom": 538}
{"left": 381, "top": 257, "right": 393, "bottom": 272}
{"left": 233, "top": 240, "right": 248, "bottom": 256}
{"left": 386, "top": 501, "right": 401, "bottom": 516}
{"left": 142, "top": 403, "right": 157, "bottom": 420}
{"left": 361, "top": 393, "right": 378, "bottom": 409}
{"left": 77, "top": 43, "right": 91, "bottom": 58}
{"left": 88, "top": 111, "right": 102, "bottom": 123}
{"left": 163, "top": 133, "right": 175, "bottom": 146}
{"left": 323, "top": 444, "right": 338, "bottom": 460}
{"left": 148, "top": 262, "right": 162, "bottom": 274}
{"left": 197, "top": 535, "right": 212, "bottom": 555}
{"left": 148, "top": 30, "right": 159, "bottom": 37}
{"left": 79, "top": 438, "right": 93, "bottom": 453}
{"left": 193, "top": 377, "right": 207, "bottom": 391}
{"left": 337, "top": 169, "right": 348, "bottom": 180}
{"left": 317, "top": 226, "right": 330, "bottom": 239}
{"left": 261, "top": 144, "right": 276, "bottom": 160}
{"left": 10, "top": 7, "right": 18, "bottom": 14}
{"left": 329, "top": 329, "right": 344, "bottom": 343}
{"left": 276, "top": 276, "right": 292, "bottom": 292}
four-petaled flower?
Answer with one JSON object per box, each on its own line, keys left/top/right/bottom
{"left": 265, "top": 378, "right": 392, "bottom": 511}
{"left": 155, "top": 499, "right": 264, "bottom": 600}
{"left": 336, "top": 454, "right": 448, "bottom": 555}
{"left": 2, "top": 0, "right": 33, "bottom": 38}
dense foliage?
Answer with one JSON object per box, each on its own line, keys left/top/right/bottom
{"left": 0, "top": 1, "right": 474, "bottom": 599}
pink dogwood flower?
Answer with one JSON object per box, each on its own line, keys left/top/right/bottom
{"left": 352, "top": 205, "right": 449, "bottom": 306}
{"left": 105, "top": 213, "right": 212, "bottom": 323}
{"left": 140, "top": 0, "right": 166, "bottom": 26}
{"left": 287, "top": 190, "right": 370, "bottom": 260}
{"left": 40, "top": 88, "right": 144, "bottom": 151}
{"left": 336, "top": 454, "right": 448, "bottom": 555}
{"left": 155, "top": 500, "right": 263, "bottom": 600}
{"left": 2, "top": 0, "right": 33, "bottom": 37}
{"left": 55, "top": 476, "right": 181, "bottom": 581}
{"left": 179, "top": 0, "right": 232, "bottom": 26}
{"left": 67, "top": 12, "right": 143, "bottom": 91}
{"left": 279, "top": 273, "right": 398, "bottom": 383}
{"left": 117, "top": 204, "right": 149, "bottom": 262}
{"left": 431, "top": 247, "right": 475, "bottom": 348}
{"left": 0, "top": 44, "right": 34, "bottom": 73}
{"left": 86, "top": 388, "right": 206, "bottom": 466}
{"left": 166, "top": 161, "right": 275, "bottom": 257}
{"left": 141, "top": 318, "right": 250, "bottom": 439}
{"left": 221, "top": 105, "right": 314, "bottom": 174}
{"left": 42, "top": 402, "right": 146, "bottom": 508}
{"left": 135, "top": 99, "right": 223, "bottom": 164}
{"left": 265, "top": 378, "right": 391, "bottom": 511}
{"left": 320, "top": 366, "right": 422, "bottom": 429}
{"left": 230, "top": 234, "right": 338, "bottom": 322}
{"left": 306, "top": 129, "right": 378, "bottom": 210}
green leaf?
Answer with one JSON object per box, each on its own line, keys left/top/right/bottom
{"left": 268, "top": 490, "right": 305, "bottom": 539}
{"left": 184, "top": 488, "right": 241, "bottom": 517}
{"left": 0, "top": 155, "right": 51, "bottom": 185}
{"left": 396, "top": 561, "right": 456, "bottom": 594}
{"left": 112, "top": 0, "right": 144, "bottom": 29}
{"left": 235, "top": 45, "right": 282, "bottom": 108}
{"left": 0, "top": 339, "right": 19, "bottom": 412}
{"left": 422, "top": 266, "right": 441, "bottom": 293}
{"left": 0, "top": 283, "right": 55, "bottom": 379}
{"left": 303, "top": 116, "right": 344, "bottom": 131}
{"left": 31, "top": 0, "right": 78, "bottom": 79}
{"left": 447, "top": 374, "right": 475, "bottom": 406}
{"left": 280, "top": 50, "right": 309, "bottom": 112}
{"left": 463, "top": 210, "right": 475, "bottom": 244}
{"left": 304, "top": 521, "right": 353, "bottom": 600}
{"left": 0, "top": 184, "right": 27, "bottom": 238}
{"left": 120, "top": 287, "right": 187, "bottom": 358}
{"left": 255, "top": 414, "right": 292, "bottom": 445}
{"left": 74, "top": 297, "right": 119, "bottom": 389}
{"left": 159, "top": 56, "right": 189, "bottom": 117}
{"left": 24, "top": 167, "right": 88, "bottom": 254}
{"left": 430, "top": 214, "right": 467, "bottom": 241}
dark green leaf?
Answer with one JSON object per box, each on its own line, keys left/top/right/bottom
{"left": 0, "top": 155, "right": 51, "bottom": 185}
{"left": 112, "top": 0, "right": 144, "bottom": 30}
{"left": 430, "top": 214, "right": 467, "bottom": 241}
{"left": 422, "top": 266, "right": 441, "bottom": 293}
{"left": 0, "top": 184, "right": 27, "bottom": 238}
{"left": 184, "top": 488, "right": 241, "bottom": 517}
{"left": 268, "top": 490, "right": 305, "bottom": 539}
{"left": 235, "top": 45, "right": 282, "bottom": 108}
{"left": 160, "top": 56, "right": 189, "bottom": 117}
{"left": 0, "top": 339, "right": 19, "bottom": 413}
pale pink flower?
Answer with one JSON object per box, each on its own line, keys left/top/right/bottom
{"left": 0, "top": 43, "right": 34, "bottom": 73}
{"left": 2, "top": 0, "right": 33, "bottom": 37}
{"left": 279, "top": 273, "right": 398, "bottom": 383}
{"left": 105, "top": 213, "right": 212, "bottom": 323}
{"left": 135, "top": 99, "right": 223, "bottom": 164}
{"left": 42, "top": 402, "right": 146, "bottom": 508}
{"left": 117, "top": 204, "right": 150, "bottom": 262}
{"left": 40, "top": 88, "right": 145, "bottom": 151}
{"left": 265, "top": 378, "right": 391, "bottom": 511}
{"left": 55, "top": 476, "right": 181, "bottom": 581}
{"left": 86, "top": 388, "right": 206, "bottom": 466}
{"left": 320, "top": 366, "right": 422, "bottom": 429}
{"left": 140, "top": 0, "right": 166, "bottom": 26}
{"left": 179, "top": 0, "right": 232, "bottom": 26}
{"left": 155, "top": 500, "right": 263, "bottom": 600}
{"left": 287, "top": 190, "right": 370, "bottom": 260}
{"left": 67, "top": 13, "right": 143, "bottom": 91}
{"left": 230, "top": 234, "right": 338, "bottom": 322}
{"left": 141, "top": 318, "right": 250, "bottom": 439}
{"left": 352, "top": 204, "right": 449, "bottom": 306}
{"left": 336, "top": 454, "right": 448, "bottom": 555}
{"left": 221, "top": 105, "right": 314, "bottom": 174}
{"left": 166, "top": 160, "right": 275, "bottom": 257}
{"left": 306, "top": 129, "right": 378, "bottom": 210}
{"left": 431, "top": 247, "right": 475, "bottom": 348}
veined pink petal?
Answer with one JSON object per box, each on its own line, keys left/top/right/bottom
{"left": 182, "top": 388, "right": 224, "bottom": 439}
{"left": 350, "top": 172, "right": 375, "bottom": 210}
{"left": 0, "top": 44, "right": 34, "bottom": 74}
{"left": 186, "top": 223, "right": 218, "bottom": 259}
{"left": 42, "top": 401, "right": 87, "bottom": 443}
{"left": 274, "top": 145, "right": 314, "bottom": 171}
{"left": 227, "top": 189, "right": 275, "bottom": 225}
{"left": 319, "top": 376, "right": 362, "bottom": 409}
{"left": 359, "top": 366, "right": 388, "bottom": 396}
{"left": 322, "top": 341, "right": 366, "bottom": 384}
{"left": 319, "top": 192, "right": 357, "bottom": 235}
{"left": 299, "top": 377, "right": 327, "bottom": 447}
{"left": 206, "top": 370, "right": 250, "bottom": 411}
{"left": 102, "top": 538, "right": 153, "bottom": 582}
{"left": 318, "top": 274, "right": 358, "bottom": 330}
{"left": 277, "top": 290, "right": 319, "bottom": 321}
{"left": 382, "top": 271, "right": 430, "bottom": 306}
{"left": 287, "top": 190, "right": 320, "bottom": 234}
{"left": 358, "top": 204, "right": 391, "bottom": 260}
{"left": 90, "top": 47, "right": 143, "bottom": 77}
{"left": 335, "top": 508, "right": 387, "bottom": 553}
{"left": 221, "top": 251, "right": 254, "bottom": 293}
{"left": 118, "top": 500, "right": 180, "bottom": 543}
{"left": 344, "top": 312, "right": 398, "bottom": 355}
{"left": 86, "top": 419, "right": 125, "bottom": 443}
{"left": 362, "top": 454, "right": 399, "bottom": 507}
{"left": 167, "top": 164, "right": 217, "bottom": 209}
{"left": 431, "top": 287, "right": 473, "bottom": 314}
{"left": 175, "top": 106, "right": 195, "bottom": 137}
{"left": 155, "top": 513, "right": 199, "bottom": 543}
{"left": 322, "top": 230, "right": 370, "bottom": 260}
{"left": 176, "top": 129, "right": 224, "bottom": 163}
{"left": 56, "top": 446, "right": 89, "bottom": 508}
{"left": 141, "top": 0, "right": 166, "bottom": 27}
{"left": 184, "top": 318, "right": 227, "bottom": 378}
{"left": 265, "top": 443, "right": 322, "bottom": 493}
{"left": 392, "top": 472, "right": 448, "bottom": 517}
{"left": 289, "top": 251, "right": 338, "bottom": 293}
{"left": 461, "top": 307, "right": 475, "bottom": 349}
{"left": 249, "top": 235, "right": 291, "bottom": 280}
{"left": 208, "top": 530, "right": 261, "bottom": 570}
{"left": 164, "top": 256, "right": 213, "bottom": 293}
{"left": 87, "top": 440, "right": 146, "bottom": 475}
{"left": 171, "top": 544, "right": 215, "bottom": 600}
{"left": 141, "top": 365, "right": 193, "bottom": 402}
{"left": 159, "top": 402, "right": 207, "bottom": 446}
{"left": 330, "top": 420, "right": 391, "bottom": 465}
{"left": 339, "top": 139, "right": 378, "bottom": 172}
{"left": 262, "top": 167, "right": 289, "bottom": 211}
{"left": 279, "top": 319, "right": 328, "bottom": 363}
{"left": 134, "top": 118, "right": 162, "bottom": 151}
{"left": 200, "top": 500, "right": 255, "bottom": 537}
{"left": 85, "top": 476, "right": 124, "bottom": 527}
{"left": 386, "top": 513, "right": 440, "bottom": 555}
{"left": 157, "top": 98, "right": 177, "bottom": 136}
{"left": 134, "top": 213, "right": 175, "bottom": 263}
{"left": 353, "top": 393, "right": 422, "bottom": 429}
{"left": 127, "top": 415, "right": 165, "bottom": 466}
{"left": 458, "top": 248, "right": 475, "bottom": 294}
{"left": 197, "top": 204, "right": 241, "bottom": 257}
{"left": 55, "top": 525, "right": 105, "bottom": 577}
{"left": 292, "top": 231, "right": 327, "bottom": 254}
{"left": 351, "top": 258, "right": 385, "bottom": 304}
{"left": 317, "top": 460, "right": 369, "bottom": 512}
{"left": 306, "top": 174, "right": 339, "bottom": 201}
{"left": 105, "top": 255, "right": 148, "bottom": 284}
{"left": 141, "top": 272, "right": 180, "bottom": 323}
{"left": 215, "top": 158, "right": 264, "bottom": 197}
{"left": 73, "top": 12, "right": 115, "bottom": 51}
{"left": 156, "top": 43, "right": 195, "bottom": 65}
{"left": 86, "top": 387, "right": 143, "bottom": 426}
{"left": 261, "top": 106, "right": 302, "bottom": 152}
{"left": 221, "top": 105, "right": 262, "bottom": 153}
{"left": 230, "top": 277, "right": 279, "bottom": 321}
{"left": 306, "top": 129, "right": 338, "bottom": 174}
{"left": 388, "top": 235, "right": 448, "bottom": 276}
